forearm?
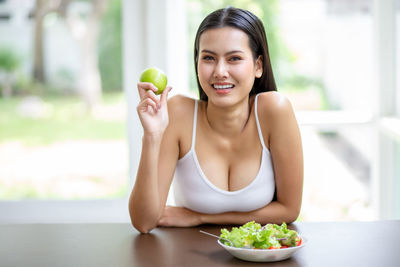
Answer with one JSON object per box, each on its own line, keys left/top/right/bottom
{"left": 200, "top": 201, "right": 300, "bottom": 226}
{"left": 129, "top": 134, "right": 164, "bottom": 233}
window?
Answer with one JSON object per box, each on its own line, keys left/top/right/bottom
{"left": 0, "top": 0, "right": 126, "bottom": 201}
{"left": 277, "top": 0, "right": 376, "bottom": 221}
{"left": 0, "top": 0, "right": 129, "bottom": 223}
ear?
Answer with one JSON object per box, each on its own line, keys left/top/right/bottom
{"left": 255, "top": 55, "right": 263, "bottom": 78}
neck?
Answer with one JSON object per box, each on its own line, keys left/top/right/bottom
{"left": 205, "top": 97, "right": 252, "bottom": 137}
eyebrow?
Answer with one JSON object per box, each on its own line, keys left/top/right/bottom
{"left": 200, "top": 49, "right": 244, "bottom": 55}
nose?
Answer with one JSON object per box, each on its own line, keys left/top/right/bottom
{"left": 213, "top": 60, "right": 228, "bottom": 79}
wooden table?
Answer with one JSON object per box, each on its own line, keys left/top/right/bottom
{"left": 1, "top": 221, "right": 399, "bottom": 267}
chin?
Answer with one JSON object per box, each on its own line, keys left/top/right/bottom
{"left": 208, "top": 95, "right": 240, "bottom": 108}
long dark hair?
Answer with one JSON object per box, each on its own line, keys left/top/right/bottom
{"left": 194, "top": 7, "right": 277, "bottom": 101}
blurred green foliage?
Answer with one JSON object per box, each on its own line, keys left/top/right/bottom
{"left": 98, "top": 0, "right": 122, "bottom": 92}
{"left": 0, "top": 46, "right": 21, "bottom": 96}
{"left": 0, "top": 46, "right": 20, "bottom": 72}
{"left": 1, "top": 0, "right": 122, "bottom": 97}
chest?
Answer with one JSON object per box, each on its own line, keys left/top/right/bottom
{"left": 194, "top": 117, "right": 264, "bottom": 192}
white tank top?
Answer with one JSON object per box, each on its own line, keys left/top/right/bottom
{"left": 173, "top": 94, "right": 275, "bottom": 214}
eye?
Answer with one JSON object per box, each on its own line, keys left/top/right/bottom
{"left": 229, "top": 56, "right": 242, "bottom": 61}
{"left": 202, "top": 55, "right": 214, "bottom": 61}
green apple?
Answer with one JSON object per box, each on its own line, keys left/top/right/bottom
{"left": 139, "top": 67, "right": 168, "bottom": 95}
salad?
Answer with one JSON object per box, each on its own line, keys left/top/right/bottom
{"left": 219, "top": 221, "right": 302, "bottom": 249}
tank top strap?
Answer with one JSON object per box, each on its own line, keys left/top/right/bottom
{"left": 254, "top": 94, "right": 267, "bottom": 149}
{"left": 191, "top": 99, "right": 198, "bottom": 150}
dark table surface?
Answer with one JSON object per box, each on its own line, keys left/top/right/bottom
{"left": 1, "top": 220, "right": 399, "bottom": 267}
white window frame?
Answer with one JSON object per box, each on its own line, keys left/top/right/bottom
{"left": 373, "top": 0, "right": 399, "bottom": 219}
{"left": 0, "top": 0, "right": 398, "bottom": 223}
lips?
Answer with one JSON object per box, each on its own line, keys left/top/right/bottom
{"left": 212, "top": 83, "right": 235, "bottom": 90}
{"left": 211, "top": 83, "right": 234, "bottom": 95}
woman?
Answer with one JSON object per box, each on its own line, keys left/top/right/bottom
{"left": 130, "top": 7, "right": 303, "bottom": 234}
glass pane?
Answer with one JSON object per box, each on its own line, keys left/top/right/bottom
{"left": 300, "top": 126, "right": 376, "bottom": 221}
{"left": 279, "top": 0, "right": 374, "bottom": 112}
{"left": 186, "top": 0, "right": 374, "bottom": 112}
{"left": 0, "top": 0, "right": 127, "bottom": 199}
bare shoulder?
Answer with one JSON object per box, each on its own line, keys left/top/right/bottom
{"left": 256, "top": 92, "right": 300, "bottom": 152}
{"left": 165, "top": 95, "right": 196, "bottom": 151}
{"left": 167, "top": 94, "right": 196, "bottom": 120}
{"left": 166, "top": 94, "right": 196, "bottom": 136}
{"left": 257, "top": 91, "right": 295, "bottom": 119}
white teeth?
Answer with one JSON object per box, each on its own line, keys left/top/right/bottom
{"left": 213, "top": 84, "right": 234, "bottom": 89}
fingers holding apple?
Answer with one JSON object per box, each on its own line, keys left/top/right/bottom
{"left": 137, "top": 67, "right": 170, "bottom": 107}
{"left": 137, "top": 67, "right": 171, "bottom": 106}
{"left": 139, "top": 67, "right": 168, "bottom": 95}
{"left": 137, "top": 67, "right": 172, "bottom": 134}
{"left": 160, "top": 85, "right": 172, "bottom": 105}
{"left": 137, "top": 81, "right": 160, "bottom": 99}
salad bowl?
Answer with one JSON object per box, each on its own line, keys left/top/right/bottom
{"left": 218, "top": 236, "right": 307, "bottom": 262}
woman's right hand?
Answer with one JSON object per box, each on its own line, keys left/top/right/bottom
{"left": 137, "top": 82, "right": 172, "bottom": 136}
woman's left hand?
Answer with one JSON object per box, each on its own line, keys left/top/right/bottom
{"left": 158, "top": 206, "right": 202, "bottom": 227}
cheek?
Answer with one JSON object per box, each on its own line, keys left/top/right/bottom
{"left": 198, "top": 62, "right": 212, "bottom": 74}
{"left": 233, "top": 63, "right": 256, "bottom": 82}
{"left": 197, "top": 66, "right": 207, "bottom": 91}
{"left": 197, "top": 63, "right": 213, "bottom": 83}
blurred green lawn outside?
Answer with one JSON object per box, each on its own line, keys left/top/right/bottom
{"left": 0, "top": 92, "right": 129, "bottom": 200}
{"left": 0, "top": 92, "right": 126, "bottom": 146}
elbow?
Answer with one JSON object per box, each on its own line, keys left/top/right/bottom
{"left": 285, "top": 207, "right": 301, "bottom": 224}
{"left": 129, "top": 212, "right": 163, "bottom": 235}
{"left": 130, "top": 214, "right": 157, "bottom": 234}
{"left": 285, "top": 215, "right": 298, "bottom": 224}
{"left": 129, "top": 198, "right": 158, "bottom": 234}
{"left": 129, "top": 209, "right": 156, "bottom": 234}
{"left": 132, "top": 221, "right": 153, "bottom": 234}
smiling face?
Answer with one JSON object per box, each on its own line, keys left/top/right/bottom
{"left": 197, "top": 26, "right": 263, "bottom": 106}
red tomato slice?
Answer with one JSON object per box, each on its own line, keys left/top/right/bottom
{"left": 296, "top": 238, "right": 302, "bottom": 246}
{"left": 280, "top": 245, "right": 289, "bottom": 249}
